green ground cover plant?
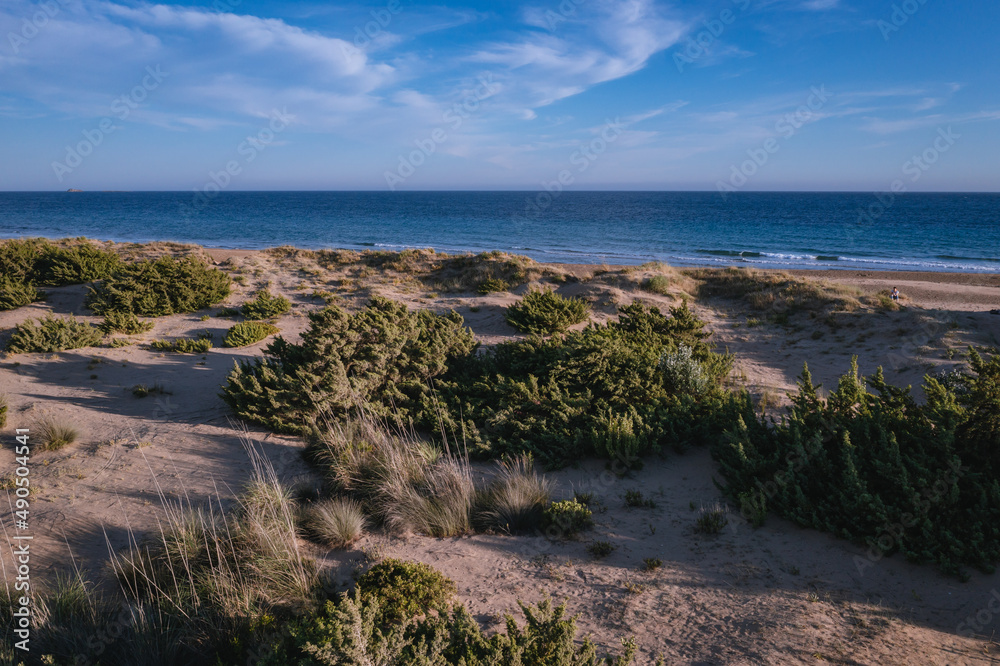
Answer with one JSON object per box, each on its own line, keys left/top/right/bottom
{"left": 223, "top": 297, "right": 476, "bottom": 434}
{"left": 435, "top": 300, "right": 737, "bottom": 467}
{"left": 6, "top": 315, "right": 102, "bottom": 353}
{"left": 0, "top": 238, "right": 123, "bottom": 311}
{"left": 241, "top": 289, "right": 291, "bottom": 319}
{"left": 99, "top": 310, "right": 154, "bottom": 335}
{"left": 150, "top": 337, "right": 212, "bottom": 353}
{"left": 504, "top": 288, "right": 591, "bottom": 335}
{"left": 86, "top": 255, "right": 231, "bottom": 316}
{"left": 223, "top": 321, "right": 279, "bottom": 348}
{"left": 713, "top": 350, "right": 1000, "bottom": 577}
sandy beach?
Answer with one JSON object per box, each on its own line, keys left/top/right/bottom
{"left": 2, "top": 243, "right": 1000, "bottom": 664}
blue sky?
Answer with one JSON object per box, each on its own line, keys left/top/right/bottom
{"left": 1, "top": 0, "right": 998, "bottom": 191}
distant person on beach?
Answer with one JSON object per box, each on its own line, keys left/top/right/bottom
{"left": 890, "top": 287, "right": 900, "bottom": 301}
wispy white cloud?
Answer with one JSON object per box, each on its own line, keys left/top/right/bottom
{"left": 470, "top": 0, "right": 684, "bottom": 110}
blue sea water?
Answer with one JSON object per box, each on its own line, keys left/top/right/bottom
{"left": 0, "top": 191, "right": 998, "bottom": 273}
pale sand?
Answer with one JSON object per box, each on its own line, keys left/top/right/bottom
{"left": 2, "top": 247, "right": 999, "bottom": 664}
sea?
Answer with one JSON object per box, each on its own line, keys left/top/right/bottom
{"left": 1, "top": 191, "right": 998, "bottom": 273}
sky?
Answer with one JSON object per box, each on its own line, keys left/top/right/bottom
{"left": 1, "top": 0, "right": 998, "bottom": 191}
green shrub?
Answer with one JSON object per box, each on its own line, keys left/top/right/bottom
{"left": 436, "top": 301, "right": 736, "bottom": 467}
{"left": 0, "top": 394, "right": 7, "bottom": 430}
{"left": 150, "top": 337, "right": 212, "bottom": 353}
{"left": 36, "top": 242, "right": 124, "bottom": 285}
{"left": 259, "top": 593, "right": 634, "bottom": 666}
{"left": 6, "top": 315, "right": 102, "bottom": 353}
{"left": 0, "top": 238, "right": 121, "bottom": 287}
{"left": 0, "top": 275, "right": 42, "bottom": 311}
{"left": 587, "top": 540, "right": 615, "bottom": 558}
{"left": 301, "top": 498, "right": 366, "bottom": 549}
{"left": 738, "top": 490, "right": 767, "bottom": 527}
{"left": 713, "top": 351, "right": 1000, "bottom": 576}
{"left": 642, "top": 557, "right": 662, "bottom": 571}
{"left": 476, "top": 277, "right": 509, "bottom": 294}
{"left": 86, "top": 255, "right": 231, "bottom": 317}
{"left": 223, "top": 321, "right": 279, "bottom": 348}
{"left": 504, "top": 288, "right": 590, "bottom": 335}
{"left": 543, "top": 499, "right": 593, "bottom": 537}
{"left": 223, "top": 297, "right": 476, "bottom": 434}
{"left": 100, "top": 310, "right": 154, "bottom": 335}
{"left": 0, "top": 238, "right": 47, "bottom": 282}
{"left": 644, "top": 274, "right": 672, "bottom": 295}
{"left": 589, "top": 407, "right": 650, "bottom": 466}
{"left": 241, "top": 290, "right": 291, "bottom": 320}
{"left": 624, "top": 490, "right": 655, "bottom": 509}
{"left": 355, "top": 559, "right": 456, "bottom": 625}
{"left": 217, "top": 306, "right": 240, "bottom": 317}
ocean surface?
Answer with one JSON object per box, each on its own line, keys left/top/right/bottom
{"left": 1, "top": 191, "right": 998, "bottom": 273}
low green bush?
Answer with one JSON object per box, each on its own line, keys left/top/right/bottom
{"left": 0, "top": 394, "right": 7, "bottom": 429}
{"left": 0, "top": 238, "right": 122, "bottom": 287}
{"left": 713, "top": 351, "right": 1000, "bottom": 577}
{"left": 0, "top": 274, "right": 43, "bottom": 311}
{"left": 223, "top": 321, "right": 279, "bottom": 348}
{"left": 435, "top": 301, "right": 736, "bottom": 467}
{"left": 99, "top": 310, "right": 154, "bottom": 335}
{"left": 644, "top": 274, "right": 673, "bottom": 296}
{"left": 36, "top": 242, "right": 124, "bottom": 285}
{"left": 355, "top": 558, "right": 457, "bottom": 625}
{"left": 86, "top": 255, "right": 231, "bottom": 317}
{"left": 476, "top": 277, "right": 509, "bottom": 294}
{"left": 6, "top": 315, "right": 102, "bottom": 353}
{"left": 151, "top": 337, "right": 212, "bottom": 353}
{"left": 259, "top": 592, "right": 634, "bottom": 666}
{"left": 223, "top": 297, "right": 476, "bottom": 434}
{"left": 241, "top": 290, "right": 291, "bottom": 320}
{"left": 504, "top": 288, "right": 590, "bottom": 335}
{"left": 543, "top": 499, "right": 593, "bottom": 537}
{"left": 587, "top": 540, "right": 615, "bottom": 558}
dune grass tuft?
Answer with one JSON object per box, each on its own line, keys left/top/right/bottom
{"left": 301, "top": 498, "right": 366, "bottom": 549}
{"left": 475, "top": 454, "right": 551, "bottom": 534}
{"left": 35, "top": 416, "right": 80, "bottom": 451}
